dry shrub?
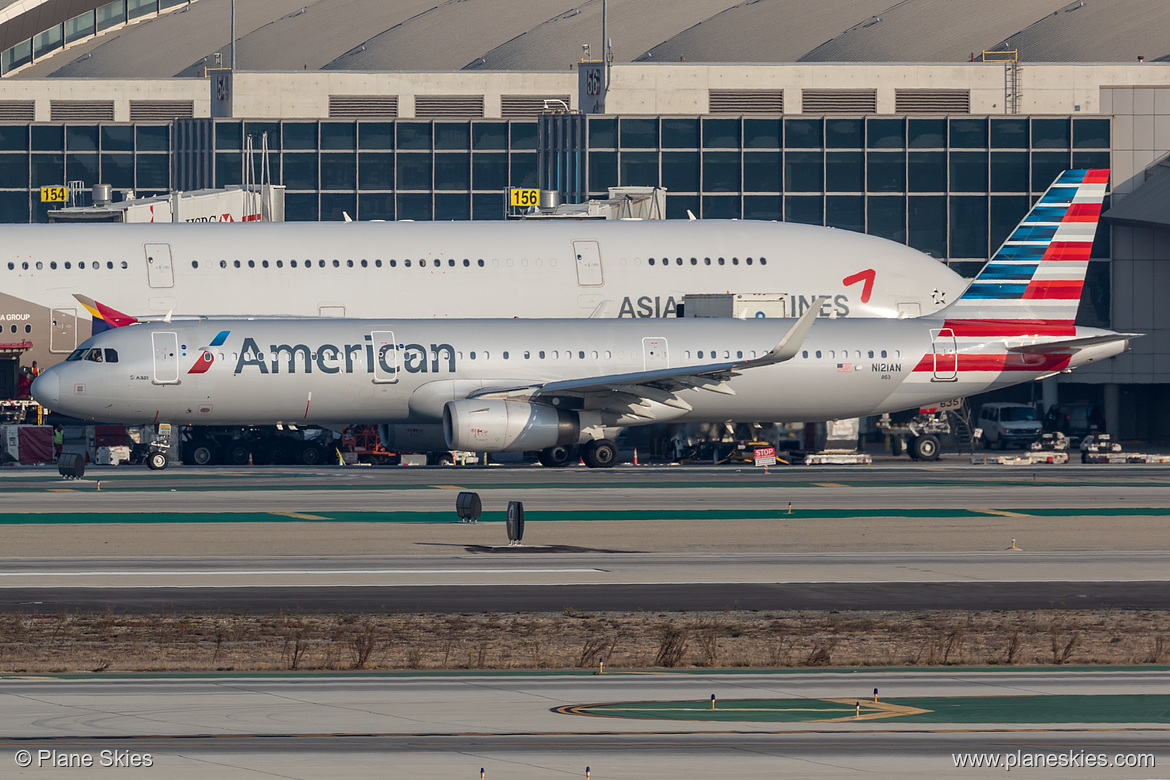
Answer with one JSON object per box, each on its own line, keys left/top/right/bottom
{"left": 655, "top": 626, "right": 688, "bottom": 668}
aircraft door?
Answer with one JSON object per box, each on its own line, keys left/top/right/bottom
{"left": 930, "top": 328, "right": 958, "bottom": 382}
{"left": 643, "top": 337, "right": 668, "bottom": 370}
{"left": 371, "top": 331, "right": 398, "bottom": 384}
{"left": 49, "top": 308, "right": 77, "bottom": 353}
{"left": 572, "top": 240, "right": 604, "bottom": 287}
{"left": 152, "top": 331, "right": 179, "bottom": 384}
{"left": 145, "top": 243, "right": 174, "bottom": 288}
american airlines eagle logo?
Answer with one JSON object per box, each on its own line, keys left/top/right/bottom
{"left": 187, "top": 330, "right": 231, "bottom": 374}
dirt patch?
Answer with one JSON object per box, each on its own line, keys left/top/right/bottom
{"left": 0, "top": 609, "right": 1168, "bottom": 673}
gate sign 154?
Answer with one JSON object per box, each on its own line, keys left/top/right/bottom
{"left": 41, "top": 186, "right": 66, "bottom": 202}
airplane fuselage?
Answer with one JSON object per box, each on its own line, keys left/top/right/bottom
{"left": 35, "top": 317, "right": 1125, "bottom": 437}
{"left": 0, "top": 219, "right": 965, "bottom": 372}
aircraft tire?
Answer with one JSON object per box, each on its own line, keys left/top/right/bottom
{"left": 538, "top": 445, "right": 576, "bottom": 468}
{"left": 910, "top": 434, "right": 940, "bottom": 461}
{"left": 582, "top": 439, "right": 618, "bottom": 469}
{"left": 226, "top": 443, "right": 251, "bottom": 466}
{"left": 268, "top": 443, "right": 291, "bottom": 465}
{"left": 297, "top": 442, "right": 325, "bottom": 466}
{"left": 891, "top": 436, "right": 904, "bottom": 457}
{"left": 147, "top": 452, "right": 168, "bottom": 470}
{"left": 186, "top": 440, "right": 219, "bottom": 466}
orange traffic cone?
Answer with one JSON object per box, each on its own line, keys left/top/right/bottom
{"left": 633, "top": 448, "right": 639, "bottom": 465}
{"left": 247, "top": 450, "right": 253, "bottom": 465}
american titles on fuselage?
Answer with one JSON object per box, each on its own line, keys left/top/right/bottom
{"left": 231, "top": 336, "right": 454, "bottom": 376}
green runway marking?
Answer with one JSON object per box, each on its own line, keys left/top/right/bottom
{"left": 565, "top": 694, "right": 1170, "bottom": 724}
{"left": 2, "top": 506, "right": 1170, "bottom": 524}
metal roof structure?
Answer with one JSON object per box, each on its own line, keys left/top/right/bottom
{"left": 5, "top": 0, "right": 1168, "bottom": 79}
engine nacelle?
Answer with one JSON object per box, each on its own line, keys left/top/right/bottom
{"left": 377, "top": 423, "right": 450, "bottom": 452}
{"left": 443, "top": 400, "right": 579, "bottom": 452}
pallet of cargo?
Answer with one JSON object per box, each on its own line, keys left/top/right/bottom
{"left": 800, "top": 452, "right": 872, "bottom": 465}
{"left": 971, "top": 451, "right": 1068, "bottom": 465}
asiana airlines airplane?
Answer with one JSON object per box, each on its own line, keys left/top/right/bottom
{"left": 34, "top": 171, "right": 1132, "bottom": 469}
{"left": 1, "top": 218, "right": 965, "bottom": 372}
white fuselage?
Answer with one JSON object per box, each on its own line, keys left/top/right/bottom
{"left": 1, "top": 219, "right": 965, "bottom": 371}
{"left": 35, "top": 317, "right": 1125, "bottom": 442}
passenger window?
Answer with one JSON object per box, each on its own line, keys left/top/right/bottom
{"left": 881, "top": 350, "right": 887, "bottom": 358}
{"left": 802, "top": 350, "right": 808, "bottom": 358}
{"left": 223, "top": 260, "right": 230, "bottom": 268}
{"left": 698, "top": 351, "right": 704, "bottom": 359}
{"left": 746, "top": 257, "right": 753, "bottom": 265}
{"left": 676, "top": 258, "right": 683, "bottom": 266}
{"left": 234, "top": 261, "right": 241, "bottom": 268}
{"left": 478, "top": 259, "right": 485, "bottom": 267}
{"left": 760, "top": 258, "right": 767, "bottom": 265}
{"left": 375, "top": 260, "right": 382, "bottom": 267}
{"left": 684, "top": 350, "right": 691, "bottom": 359}
{"left": 503, "top": 351, "right": 509, "bottom": 359}
{"left": 690, "top": 258, "right": 697, "bottom": 265}
{"left": 50, "top": 262, "right": 57, "bottom": 270}
{"left": 104, "top": 349, "right": 118, "bottom": 363}
{"left": 732, "top": 257, "right": 739, "bottom": 265}
{"left": 276, "top": 261, "right": 283, "bottom": 268}
{"left": 420, "top": 259, "right": 427, "bottom": 267}
{"left": 463, "top": 259, "right": 470, "bottom": 267}
{"left": 524, "top": 351, "right": 530, "bottom": 359}
{"left": 815, "top": 350, "right": 822, "bottom": 358}
{"left": 724, "top": 351, "right": 730, "bottom": 359}
{"left": 867, "top": 350, "right": 873, "bottom": 358}
{"left": 704, "top": 257, "right": 711, "bottom": 265}
{"left": 552, "top": 351, "right": 559, "bottom": 359}
{"left": 539, "top": 351, "right": 546, "bottom": 359}
{"left": 65, "top": 262, "right": 71, "bottom": 269}
{"left": 591, "top": 351, "right": 598, "bottom": 359}
{"left": 737, "top": 351, "right": 743, "bottom": 358}
{"left": 579, "top": 351, "right": 585, "bottom": 359}
{"left": 405, "top": 260, "right": 411, "bottom": 267}
{"left": 361, "top": 260, "right": 368, "bottom": 267}
{"left": 649, "top": 258, "right": 656, "bottom": 265}
{"left": 605, "top": 351, "right": 612, "bottom": 359}
{"left": 718, "top": 257, "right": 725, "bottom": 265}
{"left": 262, "top": 260, "right": 269, "bottom": 268}
{"left": 469, "top": 351, "right": 476, "bottom": 360}
{"left": 248, "top": 260, "right": 255, "bottom": 268}
{"left": 191, "top": 261, "right": 198, "bottom": 269}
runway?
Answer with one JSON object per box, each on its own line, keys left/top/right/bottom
{"left": 0, "top": 670, "right": 1164, "bottom": 778}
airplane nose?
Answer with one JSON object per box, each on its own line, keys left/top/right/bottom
{"left": 31, "top": 372, "right": 59, "bottom": 408}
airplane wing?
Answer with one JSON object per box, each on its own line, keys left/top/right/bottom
{"left": 469, "top": 298, "right": 825, "bottom": 420}
{"left": 1008, "top": 333, "right": 1141, "bottom": 353}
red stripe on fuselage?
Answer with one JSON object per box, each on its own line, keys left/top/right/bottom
{"left": 912, "top": 353, "right": 1073, "bottom": 373}
{"left": 941, "top": 320, "right": 1077, "bottom": 337}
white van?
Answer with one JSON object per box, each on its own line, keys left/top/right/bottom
{"left": 978, "top": 403, "right": 1042, "bottom": 449}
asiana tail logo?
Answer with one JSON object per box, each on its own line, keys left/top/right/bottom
{"left": 186, "top": 330, "right": 231, "bottom": 374}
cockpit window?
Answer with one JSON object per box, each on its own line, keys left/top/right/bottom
{"left": 66, "top": 348, "right": 86, "bottom": 361}
{"left": 104, "top": 349, "right": 119, "bottom": 363}
{"left": 85, "top": 348, "right": 104, "bottom": 363}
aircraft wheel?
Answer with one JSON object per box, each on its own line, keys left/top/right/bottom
{"left": 186, "top": 440, "right": 218, "bottom": 466}
{"left": 910, "top": 434, "right": 940, "bottom": 462}
{"left": 891, "top": 437, "right": 904, "bottom": 457}
{"left": 147, "top": 452, "right": 169, "bottom": 471}
{"left": 268, "top": 443, "right": 292, "bottom": 465}
{"left": 997, "top": 437, "right": 1007, "bottom": 451}
{"left": 226, "top": 443, "right": 251, "bottom": 466}
{"left": 582, "top": 439, "right": 618, "bottom": 469}
{"left": 538, "top": 445, "right": 576, "bottom": 468}
{"left": 427, "top": 452, "right": 454, "bottom": 466}
{"left": 297, "top": 442, "right": 325, "bottom": 466}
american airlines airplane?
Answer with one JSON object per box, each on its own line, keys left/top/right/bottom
{"left": 33, "top": 171, "right": 1129, "bottom": 469}
{"left": 1, "top": 219, "right": 965, "bottom": 372}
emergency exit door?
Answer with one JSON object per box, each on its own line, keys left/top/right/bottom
{"left": 643, "top": 337, "right": 668, "bottom": 370}
{"left": 930, "top": 328, "right": 958, "bottom": 382}
{"left": 152, "top": 331, "right": 179, "bottom": 384}
{"left": 49, "top": 307, "right": 76, "bottom": 353}
{"left": 145, "top": 243, "right": 174, "bottom": 288}
{"left": 371, "top": 331, "right": 398, "bottom": 384}
{"left": 572, "top": 240, "right": 604, "bottom": 286}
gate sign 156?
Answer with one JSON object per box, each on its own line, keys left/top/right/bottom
{"left": 510, "top": 189, "right": 539, "bottom": 207}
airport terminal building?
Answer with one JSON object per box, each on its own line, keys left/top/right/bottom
{"left": 1, "top": 0, "right": 1169, "bottom": 438}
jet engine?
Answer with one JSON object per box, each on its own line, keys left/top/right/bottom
{"left": 443, "top": 400, "right": 579, "bottom": 452}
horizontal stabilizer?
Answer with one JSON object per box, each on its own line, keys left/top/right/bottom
{"left": 1008, "top": 333, "right": 1141, "bottom": 353}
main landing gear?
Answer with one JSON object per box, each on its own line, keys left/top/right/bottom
{"left": 537, "top": 439, "right": 619, "bottom": 469}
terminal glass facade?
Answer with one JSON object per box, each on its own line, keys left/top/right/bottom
{"left": 0, "top": 113, "right": 1111, "bottom": 324}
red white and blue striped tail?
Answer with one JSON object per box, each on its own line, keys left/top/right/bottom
{"left": 943, "top": 169, "right": 1108, "bottom": 324}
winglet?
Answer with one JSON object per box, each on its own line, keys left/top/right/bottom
{"left": 737, "top": 296, "right": 827, "bottom": 369}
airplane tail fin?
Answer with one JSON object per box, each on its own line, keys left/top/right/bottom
{"left": 942, "top": 169, "right": 1108, "bottom": 325}
{"left": 73, "top": 294, "right": 139, "bottom": 334}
